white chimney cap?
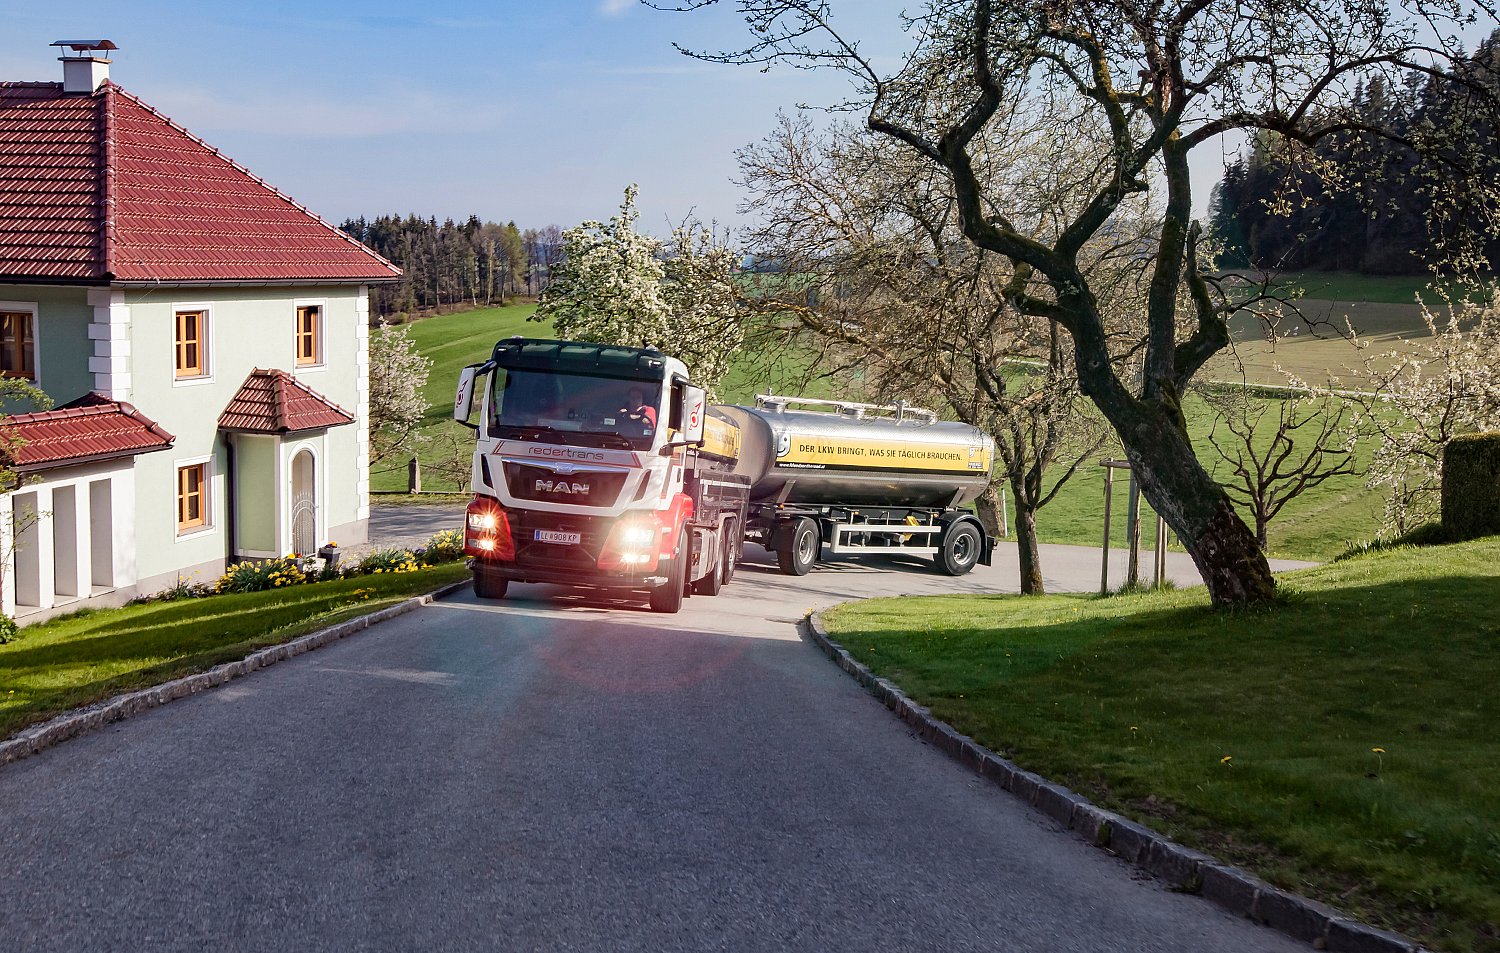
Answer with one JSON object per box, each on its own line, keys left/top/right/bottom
{"left": 53, "top": 39, "right": 115, "bottom": 94}
{"left": 50, "top": 40, "right": 118, "bottom": 54}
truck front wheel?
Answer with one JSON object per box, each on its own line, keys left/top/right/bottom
{"left": 936, "top": 521, "right": 982, "bottom": 576}
{"left": 776, "top": 517, "right": 818, "bottom": 576}
{"left": 649, "top": 529, "right": 689, "bottom": 613}
{"left": 473, "top": 566, "right": 509, "bottom": 599}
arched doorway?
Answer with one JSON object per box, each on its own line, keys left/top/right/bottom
{"left": 290, "top": 448, "right": 316, "bottom": 557}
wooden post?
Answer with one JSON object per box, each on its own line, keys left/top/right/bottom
{"left": 1154, "top": 514, "right": 1166, "bottom": 588}
{"left": 1126, "top": 476, "right": 1141, "bottom": 589}
{"left": 408, "top": 456, "right": 422, "bottom": 494}
{"left": 1100, "top": 464, "right": 1113, "bottom": 595}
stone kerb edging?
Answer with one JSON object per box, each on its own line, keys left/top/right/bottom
{"left": 805, "top": 608, "right": 1428, "bottom": 953}
{"left": 0, "top": 580, "right": 469, "bottom": 770}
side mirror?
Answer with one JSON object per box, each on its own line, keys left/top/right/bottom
{"left": 680, "top": 385, "right": 707, "bottom": 445}
{"left": 453, "top": 362, "right": 488, "bottom": 430}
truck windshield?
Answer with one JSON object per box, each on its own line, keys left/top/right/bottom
{"left": 488, "top": 369, "right": 662, "bottom": 450}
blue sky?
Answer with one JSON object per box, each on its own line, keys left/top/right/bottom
{"left": 3, "top": 1, "right": 1232, "bottom": 237}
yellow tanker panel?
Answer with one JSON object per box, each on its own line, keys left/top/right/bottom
{"left": 700, "top": 412, "right": 742, "bottom": 461}
{"left": 778, "top": 434, "right": 991, "bottom": 475}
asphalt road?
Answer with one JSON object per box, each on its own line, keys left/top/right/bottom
{"left": 0, "top": 517, "right": 1314, "bottom": 952}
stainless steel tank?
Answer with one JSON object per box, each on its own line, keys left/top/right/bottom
{"left": 715, "top": 397, "right": 994, "bottom": 508}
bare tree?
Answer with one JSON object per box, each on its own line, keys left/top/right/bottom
{"left": 1200, "top": 388, "right": 1359, "bottom": 550}
{"left": 739, "top": 115, "right": 1120, "bottom": 593}
{"left": 658, "top": 0, "right": 1499, "bottom": 604}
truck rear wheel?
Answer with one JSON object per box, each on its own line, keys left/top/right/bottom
{"left": 649, "top": 529, "right": 689, "bottom": 613}
{"left": 473, "top": 566, "right": 509, "bottom": 599}
{"left": 721, "top": 518, "right": 739, "bottom": 587}
{"left": 936, "top": 521, "right": 982, "bottom": 576}
{"left": 776, "top": 517, "right": 818, "bottom": 576}
{"left": 696, "top": 530, "right": 725, "bottom": 596}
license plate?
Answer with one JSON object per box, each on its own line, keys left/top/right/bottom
{"left": 534, "top": 529, "right": 581, "bottom": 545}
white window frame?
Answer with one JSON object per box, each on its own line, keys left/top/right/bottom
{"left": 171, "top": 302, "right": 214, "bottom": 386}
{"left": 293, "top": 297, "right": 327, "bottom": 372}
{"left": 173, "top": 454, "right": 215, "bottom": 540}
{"left": 0, "top": 299, "right": 41, "bottom": 386}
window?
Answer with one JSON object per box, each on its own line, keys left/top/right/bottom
{"left": 177, "top": 463, "right": 207, "bottom": 532}
{"left": 295, "top": 305, "right": 322, "bottom": 365}
{"left": 0, "top": 311, "right": 35, "bottom": 379}
{"left": 175, "top": 310, "right": 207, "bottom": 378}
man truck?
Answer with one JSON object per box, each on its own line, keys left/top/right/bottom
{"left": 455, "top": 338, "right": 996, "bottom": 613}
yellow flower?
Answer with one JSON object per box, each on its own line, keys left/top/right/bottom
{"left": 1371, "top": 747, "right": 1386, "bottom": 754}
{"left": 1220, "top": 755, "right": 1233, "bottom": 765}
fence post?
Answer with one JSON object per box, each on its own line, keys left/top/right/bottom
{"left": 408, "top": 457, "right": 422, "bottom": 494}
{"left": 1100, "top": 465, "right": 1113, "bottom": 595}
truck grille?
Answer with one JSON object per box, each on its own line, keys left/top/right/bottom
{"left": 503, "top": 462, "right": 628, "bottom": 507}
{"left": 508, "top": 510, "right": 608, "bottom": 569}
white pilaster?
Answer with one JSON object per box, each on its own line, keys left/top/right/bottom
{"left": 0, "top": 493, "right": 14, "bottom": 618}
{"left": 355, "top": 286, "right": 371, "bottom": 523}
{"left": 86, "top": 287, "right": 131, "bottom": 399}
{"left": 111, "top": 469, "right": 137, "bottom": 587}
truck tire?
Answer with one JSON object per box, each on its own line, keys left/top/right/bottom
{"left": 696, "top": 529, "right": 725, "bottom": 596}
{"left": 936, "top": 520, "right": 982, "bottom": 576}
{"left": 473, "top": 566, "right": 509, "bottom": 599}
{"left": 776, "top": 517, "right": 818, "bottom": 576}
{"left": 650, "top": 528, "right": 689, "bottom": 613}
{"left": 721, "top": 518, "right": 739, "bottom": 587}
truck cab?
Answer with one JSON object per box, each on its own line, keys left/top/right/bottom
{"left": 454, "top": 338, "right": 747, "bottom": 613}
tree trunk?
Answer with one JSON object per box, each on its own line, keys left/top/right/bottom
{"left": 975, "top": 484, "right": 1004, "bottom": 536}
{"left": 1013, "top": 499, "right": 1044, "bottom": 595}
{"left": 1115, "top": 402, "right": 1275, "bottom": 604}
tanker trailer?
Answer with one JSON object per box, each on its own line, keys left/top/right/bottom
{"left": 715, "top": 396, "right": 996, "bottom": 576}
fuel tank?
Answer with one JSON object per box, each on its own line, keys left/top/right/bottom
{"left": 714, "top": 398, "right": 994, "bottom": 508}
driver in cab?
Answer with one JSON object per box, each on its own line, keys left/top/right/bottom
{"left": 620, "top": 387, "right": 657, "bottom": 429}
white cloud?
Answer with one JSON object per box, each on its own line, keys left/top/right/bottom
{"left": 599, "top": 0, "right": 635, "bottom": 16}
{"left": 147, "top": 85, "right": 508, "bottom": 140}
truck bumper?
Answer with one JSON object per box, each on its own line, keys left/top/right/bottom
{"left": 469, "top": 558, "right": 668, "bottom": 590}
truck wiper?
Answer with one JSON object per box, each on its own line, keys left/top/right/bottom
{"left": 583, "top": 432, "right": 636, "bottom": 450}
{"left": 496, "top": 424, "right": 565, "bottom": 443}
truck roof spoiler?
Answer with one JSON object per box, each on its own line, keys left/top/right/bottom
{"left": 754, "top": 394, "right": 938, "bottom": 424}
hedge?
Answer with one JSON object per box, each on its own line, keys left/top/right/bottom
{"left": 1441, "top": 431, "right": 1500, "bottom": 541}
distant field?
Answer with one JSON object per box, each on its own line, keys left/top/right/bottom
{"left": 1210, "top": 270, "right": 1496, "bottom": 388}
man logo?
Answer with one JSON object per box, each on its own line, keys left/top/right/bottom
{"left": 535, "top": 480, "right": 590, "bottom": 495}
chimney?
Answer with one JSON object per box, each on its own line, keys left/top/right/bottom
{"left": 50, "top": 40, "right": 117, "bottom": 94}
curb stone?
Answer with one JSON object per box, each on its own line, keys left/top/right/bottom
{"left": 805, "top": 608, "right": 1428, "bottom": 953}
{"left": 0, "top": 580, "right": 469, "bottom": 770}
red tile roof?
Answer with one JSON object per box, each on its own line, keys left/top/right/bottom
{"left": 2, "top": 392, "right": 174, "bottom": 471}
{"left": 219, "top": 368, "right": 355, "bottom": 434}
{"left": 0, "top": 81, "right": 400, "bottom": 284}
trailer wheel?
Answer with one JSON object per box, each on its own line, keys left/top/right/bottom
{"left": 936, "top": 521, "right": 982, "bottom": 576}
{"left": 650, "top": 528, "right": 689, "bottom": 613}
{"left": 473, "top": 566, "right": 509, "bottom": 599}
{"left": 776, "top": 517, "right": 818, "bottom": 576}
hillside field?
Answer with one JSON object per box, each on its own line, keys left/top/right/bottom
{"left": 378, "top": 300, "right": 1404, "bottom": 558}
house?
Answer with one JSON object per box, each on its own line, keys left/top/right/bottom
{"left": 0, "top": 41, "right": 401, "bottom": 622}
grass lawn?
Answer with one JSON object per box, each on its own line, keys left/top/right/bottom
{"left": 824, "top": 538, "right": 1500, "bottom": 952}
{"left": 0, "top": 563, "right": 470, "bottom": 740}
